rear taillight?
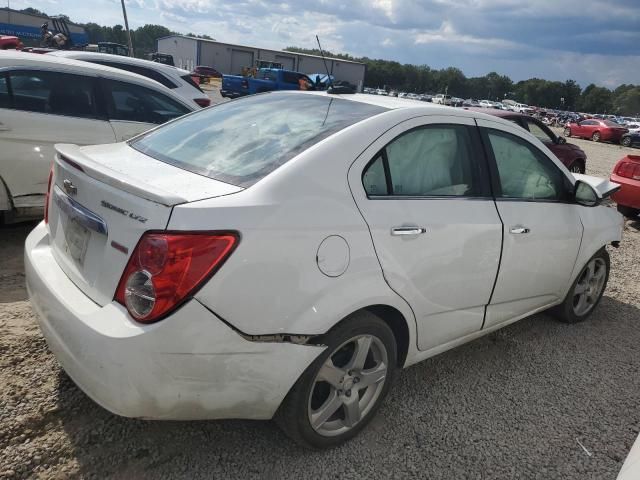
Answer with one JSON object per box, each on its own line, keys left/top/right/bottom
{"left": 194, "top": 97, "right": 211, "bottom": 108}
{"left": 114, "top": 231, "right": 239, "bottom": 323}
{"left": 44, "top": 165, "right": 53, "bottom": 223}
{"left": 615, "top": 160, "right": 640, "bottom": 180}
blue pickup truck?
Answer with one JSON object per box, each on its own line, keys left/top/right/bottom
{"left": 221, "top": 68, "right": 317, "bottom": 98}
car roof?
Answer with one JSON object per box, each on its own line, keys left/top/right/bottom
{"left": 0, "top": 51, "right": 151, "bottom": 82}
{"left": 0, "top": 51, "right": 194, "bottom": 108}
{"left": 47, "top": 50, "right": 190, "bottom": 75}
{"left": 286, "top": 91, "right": 520, "bottom": 127}
{"left": 463, "top": 107, "right": 522, "bottom": 118}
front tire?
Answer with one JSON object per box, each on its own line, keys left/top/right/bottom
{"left": 617, "top": 205, "right": 640, "bottom": 218}
{"left": 276, "top": 311, "right": 397, "bottom": 449}
{"left": 569, "top": 161, "right": 585, "bottom": 174}
{"left": 552, "top": 249, "right": 609, "bottom": 324}
{"left": 592, "top": 131, "right": 601, "bottom": 142}
{"left": 564, "top": 127, "right": 571, "bottom": 137}
{"left": 621, "top": 136, "right": 632, "bottom": 147}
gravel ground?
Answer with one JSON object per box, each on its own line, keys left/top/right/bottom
{"left": 1, "top": 127, "right": 639, "bottom": 480}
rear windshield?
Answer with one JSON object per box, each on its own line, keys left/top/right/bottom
{"left": 180, "top": 74, "right": 204, "bottom": 93}
{"left": 603, "top": 120, "right": 621, "bottom": 127}
{"left": 131, "top": 93, "right": 387, "bottom": 187}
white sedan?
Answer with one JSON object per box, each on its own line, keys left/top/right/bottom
{"left": 25, "top": 91, "right": 623, "bottom": 449}
{"left": 47, "top": 50, "right": 212, "bottom": 108}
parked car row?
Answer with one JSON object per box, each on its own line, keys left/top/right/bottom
{"left": 0, "top": 51, "right": 199, "bottom": 222}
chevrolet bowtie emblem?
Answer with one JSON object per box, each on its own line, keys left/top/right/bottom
{"left": 63, "top": 179, "right": 77, "bottom": 196}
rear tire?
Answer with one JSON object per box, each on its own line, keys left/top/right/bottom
{"left": 275, "top": 311, "right": 397, "bottom": 449}
{"left": 552, "top": 249, "right": 609, "bottom": 324}
{"left": 592, "top": 131, "right": 601, "bottom": 142}
{"left": 617, "top": 205, "right": 640, "bottom": 218}
{"left": 621, "top": 136, "right": 632, "bottom": 147}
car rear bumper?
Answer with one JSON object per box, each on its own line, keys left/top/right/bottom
{"left": 611, "top": 174, "right": 640, "bottom": 209}
{"left": 25, "top": 222, "right": 324, "bottom": 420}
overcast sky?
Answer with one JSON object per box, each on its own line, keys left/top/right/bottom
{"left": 11, "top": 0, "right": 640, "bottom": 88}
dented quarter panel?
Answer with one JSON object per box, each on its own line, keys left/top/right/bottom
{"left": 26, "top": 222, "right": 324, "bottom": 420}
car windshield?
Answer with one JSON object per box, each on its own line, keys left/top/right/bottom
{"left": 131, "top": 93, "right": 388, "bottom": 187}
{"left": 604, "top": 120, "right": 621, "bottom": 127}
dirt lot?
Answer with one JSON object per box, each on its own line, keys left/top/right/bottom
{"left": 1, "top": 131, "right": 639, "bottom": 479}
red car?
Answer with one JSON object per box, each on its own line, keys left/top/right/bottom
{"left": 564, "top": 119, "right": 628, "bottom": 143}
{"left": 611, "top": 154, "right": 640, "bottom": 218}
{"left": 468, "top": 109, "right": 587, "bottom": 173}
{"left": 192, "top": 65, "right": 222, "bottom": 79}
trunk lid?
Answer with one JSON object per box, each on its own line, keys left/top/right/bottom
{"left": 48, "top": 143, "right": 243, "bottom": 306}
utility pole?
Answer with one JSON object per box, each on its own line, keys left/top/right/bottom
{"left": 120, "top": 0, "right": 134, "bottom": 57}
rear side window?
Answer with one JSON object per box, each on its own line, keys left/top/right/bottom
{"left": 180, "top": 74, "right": 204, "bottom": 93}
{"left": 525, "top": 119, "right": 554, "bottom": 143}
{"left": 363, "top": 125, "right": 485, "bottom": 197}
{"left": 102, "top": 79, "right": 190, "bottom": 124}
{"left": 8, "top": 70, "right": 98, "bottom": 118}
{"left": 91, "top": 61, "right": 177, "bottom": 89}
{"left": 131, "top": 93, "right": 387, "bottom": 187}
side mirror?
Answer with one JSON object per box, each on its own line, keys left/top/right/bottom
{"left": 556, "top": 136, "right": 566, "bottom": 145}
{"left": 574, "top": 180, "right": 599, "bottom": 207}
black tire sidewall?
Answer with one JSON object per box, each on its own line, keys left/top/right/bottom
{"left": 276, "top": 312, "right": 398, "bottom": 449}
{"left": 622, "top": 137, "right": 631, "bottom": 147}
{"left": 617, "top": 205, "right": 640, "bottom": 218}
{"left": 555, "top": 249, "right": 610, "bottom": 323}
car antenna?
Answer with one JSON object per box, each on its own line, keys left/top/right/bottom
{"left": 317, "top": 35, "right": 356, "bottom": 94}
{"left": 316, "top": 35, "right": 333, "bottom": 89}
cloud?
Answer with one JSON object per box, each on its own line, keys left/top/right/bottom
{"left": 18, "top": 0, "right": 640, "bottom": 87}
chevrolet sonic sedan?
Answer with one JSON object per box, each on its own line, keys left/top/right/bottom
{"left": 25, "top": 91, "right": 623, "bottom": 449}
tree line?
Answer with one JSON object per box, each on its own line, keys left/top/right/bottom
{"left": 286, "top": 47, "right": 640, "bottom": 116}
{"left": 19, "top": 8, "right": 213, "bottom": 59}
{"left": 17, "top": 9, "right": 640, "bottom": 116}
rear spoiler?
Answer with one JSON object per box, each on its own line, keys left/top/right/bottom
{"left": 54, "top": 144, "right": 188, "bottom": 206}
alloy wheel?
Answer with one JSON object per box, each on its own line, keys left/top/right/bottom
{"left": 308, "top": 334, "right": 388, "bottom": 437}
{"left": 622, "top": 137, "right": 631, "bottom": 147}
{"left": 564, "top": 128, "right": 571, "bottom": 137}
{"left": 572, "top": 258, "right": 607, "bottom": 316}
{"left": 592, "top": 132, "right": 600, "bottom": 142}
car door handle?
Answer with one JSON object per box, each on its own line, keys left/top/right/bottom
{"left": 391, "top": 226, "right": 427, "bottom": 236}
{"left": 510, "top": 226, "right": 530, "bottom": 234}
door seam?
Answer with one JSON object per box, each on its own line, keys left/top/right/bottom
{"left": 475, "top": 119, "right": 504, "bottom": 329}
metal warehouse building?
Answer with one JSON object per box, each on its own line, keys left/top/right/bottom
{"left": 0, "top": 8, "right": 87, "bottom": 45}
{"left": 157, "top": 35, "right": 366, "bottom": 91}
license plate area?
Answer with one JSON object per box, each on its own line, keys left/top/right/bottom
{"left": 64, "top": 219, "right": 90, "bottom": 265}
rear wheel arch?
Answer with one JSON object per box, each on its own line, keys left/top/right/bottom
{"left": 314, "top": 304, "right": 411, "bottom": 368}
